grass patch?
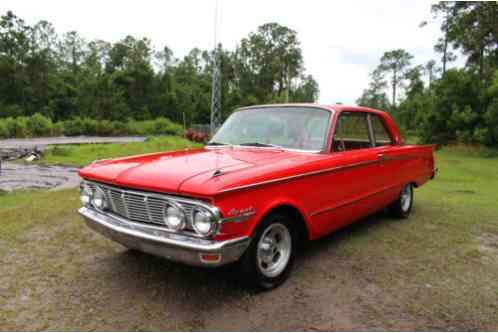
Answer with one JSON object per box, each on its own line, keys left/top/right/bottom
{"left": 41, "top": 135, "right": 202, "bottom": 166}
{"left": 0, "top": 189, "right": 79, "bottom": 251}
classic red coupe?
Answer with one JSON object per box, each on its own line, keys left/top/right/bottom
{"left": 78, "top": 104, "right": 436, "bottom": 289}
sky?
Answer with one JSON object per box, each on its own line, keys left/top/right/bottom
{"left": 1, "top": 0, "right": 452, "bottom": 105}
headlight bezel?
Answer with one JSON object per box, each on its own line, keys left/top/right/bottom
{"left": 80, "top": 182, "right": 93, "bottom": 207}
{"left": 163, "top": 202, "right": 187, "bottom": 231}
{"left": 191, "top": 207, "right": 219, "bottom": 237}
{"left": 91, "top": 186, "right": 108, "bottom": 211}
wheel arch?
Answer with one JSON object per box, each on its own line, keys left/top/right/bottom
{"left": 252, "top": 203, "right": 311, "bottom": 245}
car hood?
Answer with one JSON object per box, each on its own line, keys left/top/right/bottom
{"left": 78, "top": 147, "right": 315, "bottom": 196}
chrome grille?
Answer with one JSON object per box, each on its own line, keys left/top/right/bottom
{"left": 87, "top": 182, "right": 197, "bottom": 229}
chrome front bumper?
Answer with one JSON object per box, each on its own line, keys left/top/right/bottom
{"left": 79, "top": 207, "right": 250, "bottom": 267}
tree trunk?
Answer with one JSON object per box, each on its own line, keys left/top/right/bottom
{"left": 442, "top": 24, "right": 448, "bottom": 74}
{"left": 392, "top": 68, "right": 397, "bottom": 108}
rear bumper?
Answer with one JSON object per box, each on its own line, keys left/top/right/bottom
{"left": 79, "top": 207, "right": 250, "bottom": 267}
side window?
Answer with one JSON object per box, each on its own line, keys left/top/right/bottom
{"left": 371, "top": 115, "right": 393, "bottom": 146}
{"left": 333, "top": 112, "right": 372, "bottom": 152}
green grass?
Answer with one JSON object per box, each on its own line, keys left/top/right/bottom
{"left": 41, "top": 136, "right": 202, "bottom": 167}
{"left": 0, "top": 189, "right": 80, "bottom": 251}
{"left": 1, "top": 146, "right": 498, "bottom": 330}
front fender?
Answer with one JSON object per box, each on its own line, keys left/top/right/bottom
{"left": 214, "top": 188, "right": 313, "bottom": 241}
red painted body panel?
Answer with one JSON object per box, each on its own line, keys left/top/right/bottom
{"left": 79, "top": 104, "right": 435, "bottom": 242}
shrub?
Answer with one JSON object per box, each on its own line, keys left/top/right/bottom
{"left": 63, "top": 118, "right": 85, "bottom": 136}
{"left": 52, "top": 122, "right": 65, "bottom": 136}
{"left": 0, "top": 121, "right": 8, "bottom": 138}
{"left": 95, "top": 120, "right": 115, "bottom": 136}
{"left": 27, "top": 113, "right": 53, "bottom": 137}
{"left": 185, "top": 128, "right": 209, "bottom": 143}
{"left": 153, "top": 117, "right": 183, "bottom": 136}
{"left": 9, "top": 117, "right": 31, "bottom": 138}
{"left": 0, "top": 116, "right": 183, "bottom": 138}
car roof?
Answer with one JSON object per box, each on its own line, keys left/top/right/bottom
{"left": 236, "top": 103, "right": 387, "bottom": 115}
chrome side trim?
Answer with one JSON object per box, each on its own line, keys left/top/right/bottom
{"left": 220, "top": 211, "right": 256, "bottom": 223}
{"left": 220, "top": 159, "right": 379, "bottom": 194}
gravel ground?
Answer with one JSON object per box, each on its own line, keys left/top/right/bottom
{"left": 0, "top": 162, "right": 80, "bottom": 192}
{"left": 0, "top": 136, "right": 146, "bottom": 150}
{"left": 0, "top": 136, "right": 146, "bottom": 191}
{"left": 0, "top": 208, "right": 431, "bottom": 331}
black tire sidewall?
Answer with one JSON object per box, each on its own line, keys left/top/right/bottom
{"left": 401, "top": 184, "right": 413, "bottom": 215}
{"left": 240, "top": 212, "right": 297, "bottom": 290}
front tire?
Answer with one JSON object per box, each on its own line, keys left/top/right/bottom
{"left": 389, "top": 183, "right": 413, "bottom": 218}
{"left": 239, "top": 212, "right": 296, "bottom": 291}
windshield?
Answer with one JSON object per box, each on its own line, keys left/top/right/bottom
{"left": 210, "top": 107, "right": 331, "bottom": 151}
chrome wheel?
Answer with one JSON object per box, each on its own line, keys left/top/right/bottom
{"left": 400, "top": 184, "right": 412, "bottom": 212}
{"left": 256, "top": 223, "right": 292, "bottom": 278}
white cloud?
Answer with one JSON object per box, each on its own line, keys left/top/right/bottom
{"left": 1, "top": 0, "right": 451, "bottom": 105}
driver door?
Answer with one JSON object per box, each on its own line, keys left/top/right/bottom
{"left": 311, "top": 111, "right": 382, "bottom": 236}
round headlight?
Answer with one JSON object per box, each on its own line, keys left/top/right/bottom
{"left": 164, "top": 204, "right": 186, "bottom": 230}
{"left": 192, "top": 208, "right": 217, "bottom": 236}
{"left": 80, "top": 183, "right": 93, "bottom": 207}
{"left": 91, "top": 187, "right": 108, "bottom": 210}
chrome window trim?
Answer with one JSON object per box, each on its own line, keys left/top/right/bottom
{"left": 204, "top": 144, "right": 322, "bottom": 154}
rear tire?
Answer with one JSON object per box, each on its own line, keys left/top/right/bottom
{"left": 389, "top": 183, "right": 413, "bottom": 218}
{"left": 239, "top": 212, "right": 297, "bottom": 291}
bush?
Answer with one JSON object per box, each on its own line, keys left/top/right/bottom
{"left": 95, "top": 120, "right": 115, "bottom": 136}
{"left": 62, "top": 118, "right": 85, "bottom": 136}
{"left": 0, "top": 121, "right": 8, "bottom": 138}
{"left": 185, "top": 128, "right": 209, "bottom": 143}
{"left": 152, "top": 117, "right": 183, "bottom": 136}
{"left": 6, "top": 117, "right": 31, "bottom": 138}
{"left": 52, "top": 122, "right": 64, "bottom": 136}
{"left": 27, "top": 113, "right": 53, "bottom": 137}
{"left": 0, "top": 116, "right": 183, "bottom": 138}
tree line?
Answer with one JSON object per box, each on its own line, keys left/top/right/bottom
{"left": 0, "top": 11, "right": 319, "bottom": 135}
{"left": 357, "top": 2, "right": 498, "bottom": 147}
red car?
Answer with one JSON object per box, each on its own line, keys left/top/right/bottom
{"left": 79, "top": 104, "right": 436, "bottom": 290}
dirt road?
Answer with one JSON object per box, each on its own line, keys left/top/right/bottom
{"left": 0, "top": 162, "right": 79, "bottom": 192}
{"left": 0, "top": 136, "right": 146, "bottom": 150}
{"left": 0, "top": 205, "right": 442, "bottom": 331}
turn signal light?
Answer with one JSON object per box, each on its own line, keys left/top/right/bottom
{"left": 200, "top": 253, "right": 221, "bottom": 264}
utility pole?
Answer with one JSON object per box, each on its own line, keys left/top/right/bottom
{"left": 210, "top": 0, "right": 222, "bottom": 135}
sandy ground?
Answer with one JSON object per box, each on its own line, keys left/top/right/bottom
{"left": 0, "top": 162, "right": 80, "bottom": 192}
{"left": 0, "top": 136, "right": 145, "bottom": 150}
{"left": 0, "top": 208, "right": 442, "bottom": 331}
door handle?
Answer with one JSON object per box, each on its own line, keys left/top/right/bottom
{"left": 377, "top": 153, "right": 385, "bottom": 161}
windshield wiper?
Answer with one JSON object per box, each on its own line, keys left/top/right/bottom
{"left": 206, "top": 141, "right": 229, "bottom": 146}
{"left": 238, "top": 142, "right": 283, "bottom": 149}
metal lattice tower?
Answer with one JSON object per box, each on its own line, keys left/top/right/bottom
{"left": 210, "top": 0, "right": 222, "bottom": 135}
{"left": 210, "top": 47, "right": 221, "bottom": 135}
